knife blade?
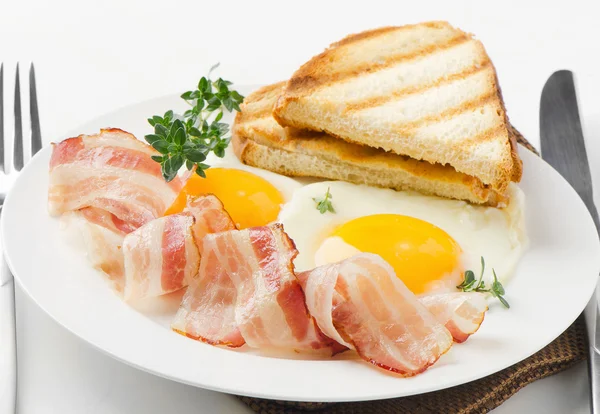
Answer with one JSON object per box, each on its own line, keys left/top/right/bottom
{"left": 540, "top": 69, "right": 600, "bottom": 413}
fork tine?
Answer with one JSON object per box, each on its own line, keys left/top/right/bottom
{"left": 13, "top": 64, "right": 23, "bottom": 171}
{"left": 29, "top": 64, "right": 42, "bottom": 156}
{"left": 0, "top": 63, "right": 4, "bottom": 174}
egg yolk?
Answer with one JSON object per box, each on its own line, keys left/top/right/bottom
{"left": 330, "top": 214, "right": 463, "bottom": 294}
{"left": 165, "top": 168, "right": 284, "bottom": 229}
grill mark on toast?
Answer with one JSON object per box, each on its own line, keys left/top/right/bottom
{"left": 344, "top": 62, "right": 491, "bottom": 113}
{"left": 386, "top": 92, "right": 497, "bottom": 131}
{"left": 286, "top": 35, "right": 472, "bottom": 95}
{"left": 328, "top": 94, "right": 495, "bottom": 141}
{"left": 461, "top": 125, "right": 506, "bottom": 146}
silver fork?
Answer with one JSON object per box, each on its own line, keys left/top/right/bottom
{"left": 0, "top": 63, "right": 43, "bottom": 414}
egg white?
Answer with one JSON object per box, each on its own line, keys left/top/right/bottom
{"left": 278, "top": 181, "right": 528, "bottom": 287}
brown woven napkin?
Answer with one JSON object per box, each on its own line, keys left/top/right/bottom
{"left": 238, "top": 132, "right": 587, "bottom": 413}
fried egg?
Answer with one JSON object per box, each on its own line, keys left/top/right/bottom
{"left": 166, "top": 148, "right": 302, "bottom": 229}
{"left": 279, "top": 181, "right": 527, "bottom": 295}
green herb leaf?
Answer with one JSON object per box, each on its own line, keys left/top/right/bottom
{"left": 222, "top": 97, "right": 234, "bottom": 112}
{"left": 188, "top": 127, "right": 202, "bottom": 137}
{"left": 230, "top": 90, "right": 243, "bottom": 101}
{"left": 198, "top": 77, "right": 209, "bottom": 92}
{"left": 152, "top": 140, "right": 170, "bottom": 154}
{"left": 206, "top": 96, "right": 222, "bottom": 112}
{"left": 155, "top": 123, "right": 168, "bottom": 137}
{"left": 313, "top": 187, "right": 335, "bottom": 214}
{"left": 147, "top": 64, "right": 244, "bottom": 180}
{"left": 456, "top": 270, "right": 475, "bottom": 290}
{"left": 162, "top": 154, "right": 185, "bottom": 182}
{"left": 497, "top": 296, "right": 510, "bottom": 309}
{"left": 458, "top": 257, "right": 509, "bottom": 309}
{"left": 491, "top": 269, "right": 505, "bottom": 295}
{"left": 167, "top": 143, "right": 179, "bottom": 153}
{"left": 144, "top": 134, "right": 163, "bottom": 145}
{"left": 186, "top": 149, "right": 207, "bottom": 162}
{"left": 173, "top": 126, "right": 187, "bottom": 146}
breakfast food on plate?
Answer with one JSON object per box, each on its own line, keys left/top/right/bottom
{"left": 61, "top": 207, "right": 130, "bottom": 291}
{"left": 172, "top": 224, "right": 344, "bottom": 354}
{"left": 171, "top": 197, "right": 243, "bottom": 347}
{"left": 51, "top": 131, "right": 237, "bottom": 300}
{"left": 185, "top": 195, "right": 237, "bottom": 249}
{"left": 297, "top": 253, "right": 453, "bottom": 375}
{"left": 233, "top": 82, "right": 505, "bottom": 206}
{"left": 49, "top": 128, "right": 183, "bottom": 228}
{"left": 419, "top": 292, "right": 488, "bottom": 343}
{"left": 279, "top": 181, "right": 527, "bottom": 295}
{"left": 165, "top": 164, "right": 301, "bottom": 228}
{"left": 122, "top": 195, "right": 236, "bottom": 301}
{"left": 122, "top": 213, "right": 199, "bottom": 301}
{"left": 48, "top": 23, "right": 530, "bottom": 378}
{"left": 272, "top": 21, "right": 522, "bottom": 196}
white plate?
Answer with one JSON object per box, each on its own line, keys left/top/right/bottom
{"left": 3, "top": 88, "right": 600, "bottom": 402}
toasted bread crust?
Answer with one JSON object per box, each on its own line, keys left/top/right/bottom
{"left": 273, "top": 22, "right": 522, "bottom": 193}
{"left": 236, "top": 83, "right": 506, "bottom": 206}
{"left": 281, "top": 22, "right": 468, "bottom": 97}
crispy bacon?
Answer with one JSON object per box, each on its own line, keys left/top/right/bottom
{"left": 171, "top": 195, "right": 243, "bottom": 346}
{"left": 48, "top": 128, "right": 183, "bottom": 229}
{"left": 297, "top": 253, "right": 453, "bottom": 376}
{"left": 62, "top": 207, "right": 129, "bottom": 291}
{"left": 184, "top": 194, "right": 238, "bottom": 248}
{"left": 419, "top": 292, "right": 488, "bottom": 343}
{"left": 172, "top": 224, "right": 342, "bottom": 354}
{"left": 122, "top": 213, "right": 199, "bottom": 301}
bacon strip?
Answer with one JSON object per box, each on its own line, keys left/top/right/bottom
{"left": 184, "top": 194, "right": 238, "bottom": 248}
{"left": 48, "top": 128, "right": 183, "bottom": 229}
{"left": 123, "top": 213, "right": 199, "bottom": 301}
{"left": 173, "top": 224, "right": 342, "bottom": 354}
{"left": 297, "top": 253, "right": 453, "bottom": 376}
{"left": 78, "top": 205, "right": 137, "bottom": 234}
{"left": 171, "top": 195, "right": 243, "bottom": 346}
{"left": 62, "top": 207, "right": 129, "bottom": 291}
{"left": 419, "top": 292, "right": 488, "bottom": 343}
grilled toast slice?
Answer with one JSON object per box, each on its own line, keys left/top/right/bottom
{"left": 233, "top": 83, "right": 506, "bottom": 206}
{"left": 272, "top": 21, "right": 522, "bottom": 193}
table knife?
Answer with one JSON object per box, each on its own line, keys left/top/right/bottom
{"left": 540, "top": 69, "right": 600, "bottom": 413}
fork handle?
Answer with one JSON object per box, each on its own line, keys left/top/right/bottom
{"left": 0, "top": 215, "right": 17, "bottom": 413}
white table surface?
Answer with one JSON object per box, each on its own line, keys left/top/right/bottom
{"left": 2, "top": 0, "right": 600, "bottom": 412}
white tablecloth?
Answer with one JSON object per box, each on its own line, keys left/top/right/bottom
{"left": 3, "top": 0, "right": 600, "bottom": 412}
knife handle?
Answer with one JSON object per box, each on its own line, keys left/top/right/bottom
{"left": 590, "top": 339, "right": 600, "bottom": 412}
